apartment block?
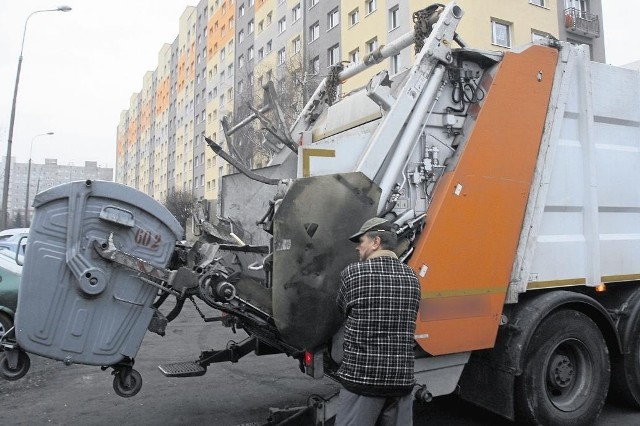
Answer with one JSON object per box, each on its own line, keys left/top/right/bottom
{"left": 116, "top": 0, "right": 605, "bottom": 212}
{"left": 0, "top": 157, "right": 113, "bottom": 227}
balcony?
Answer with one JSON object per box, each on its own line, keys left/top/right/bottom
{"left": 564, "top": 8, "right": 600, "bottom": 38}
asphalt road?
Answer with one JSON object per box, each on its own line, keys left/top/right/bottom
{"left": 1, "top": 303, "right": 639, "bottom": 426}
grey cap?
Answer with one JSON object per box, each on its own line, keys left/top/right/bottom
{"left": 349, "top": 217, "right": 393, "bottom": 243}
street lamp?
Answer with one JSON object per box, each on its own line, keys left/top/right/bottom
{"left": 1, "top": 5, "right": 71, "bottom": 229}
{"left": 24, "top": 132, "right": 54, "bottom": 226}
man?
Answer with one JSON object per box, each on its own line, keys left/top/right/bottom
{"left": 335, "top": 217, "right": 421, "bottom": 426}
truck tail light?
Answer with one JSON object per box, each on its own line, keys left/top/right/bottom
{"left": 304, "top": 351, "right": 313, "bottom": 366}
{"left": 303, "top": 350, "right": 324, "bottom": 378}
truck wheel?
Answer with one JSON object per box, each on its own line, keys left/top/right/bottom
{"left": 611, "top": 313, "right": 640, "bottom": 408}
{"left": 514, "top": 310, "right": 609, "bottom": 426}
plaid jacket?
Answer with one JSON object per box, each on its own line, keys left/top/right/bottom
{"left": 336, "top": 252, "right": 420, "bottom": 396}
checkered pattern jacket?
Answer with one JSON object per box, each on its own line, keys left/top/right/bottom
{"left": 336, "top": 252, "right": 420, "bottom": 396}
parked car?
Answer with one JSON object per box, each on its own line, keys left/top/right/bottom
{"left": 0, "top": 249, "right": 21, "bottom": 338}
{"left": 0, "top": 228, "right": 29, "bottom": 257}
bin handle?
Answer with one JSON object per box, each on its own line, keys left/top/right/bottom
{"left": 99, "top": 206, "right": 135, "bottom": 227}
{"left": 65, "top": 181, "right": 108, "bottom": 296}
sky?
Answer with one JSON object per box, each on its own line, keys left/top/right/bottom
{"left": 0, "top": 1, "right": 637, "bottom": 170}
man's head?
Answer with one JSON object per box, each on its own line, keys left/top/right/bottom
{"left": 349, "top": 217, "right": 397, "bottom": 261}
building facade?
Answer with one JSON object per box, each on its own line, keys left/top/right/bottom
{"left": 0, "top": 157, "right": 113, "bottom": 227}
{"left": 116, "top": 0, "right": 605, "bottom": 211}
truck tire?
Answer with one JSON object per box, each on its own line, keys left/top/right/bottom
{"left": 610, "top": 313, "right": 640, "bottom": 408}
{"left": 514, "top": 309, "right": 609, "bottom": 426}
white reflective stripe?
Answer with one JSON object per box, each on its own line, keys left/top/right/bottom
{"left": 415, "top": 334, "right": 430, "bottom": 339}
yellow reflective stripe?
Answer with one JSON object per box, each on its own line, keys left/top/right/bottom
{"left": 421, "top": 287, "right": 506, "bottom": 299}
{"left": 302, "top": 148, "right": 335, "bottom": 177}
{"left": 601, "top": 273, "right": 640, "bottom": 283}
{"left": 527, "top": 278, "right": 586, "bottom": 290}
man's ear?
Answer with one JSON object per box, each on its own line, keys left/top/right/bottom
{"left": 373, "top": 236, "right": 382, "bottom": 249}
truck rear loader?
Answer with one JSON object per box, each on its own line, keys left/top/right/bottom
{"left": 2, "top": 3, "right": 640, "bottom": 425}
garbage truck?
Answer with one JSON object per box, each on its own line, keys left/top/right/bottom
{"left": 2, "top": 2, "right": 640, "bottom": 425}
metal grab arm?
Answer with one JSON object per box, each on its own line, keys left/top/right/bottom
{"left": 205, "top": 136, "right": 280, "bottom": 186}
{"left": 355, "top": 3, "right": 462, "bottom": 183}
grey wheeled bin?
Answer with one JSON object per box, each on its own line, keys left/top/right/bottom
{"left": 15, "top": 180, "right": 183, "bottom": 367}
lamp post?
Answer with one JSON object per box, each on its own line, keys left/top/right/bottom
{"left": 1, "top": 5, "right": 72, "bottom": 229}
{"left": 24, "top": 132, "right": 54, "bottom": 226}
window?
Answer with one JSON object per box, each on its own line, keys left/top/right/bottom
{"left": 238, "top": 80, "right": 244, "bottom": 94}
{"left": 258, "top": 20, "right": 264, "bottom": 32}
{"left": 292, "top": 37, "right": 301, "bottom": 54}
{"left": 267, "top": 12, "right": 273, "bottom": 25}
{"left": 278, "top": 48, "right": 286, "bottom": 65}
{"left": 248, "top": 45, "right": 254, "bottom": 59}
{"left": 239, "top": 3, "right": 245, "bottom": 15}
{"left": 248, "top": 72, "right": 254, "bottom": 85}
{"left": 328, "top": 8, "right": 339, "bottom": 29}
{"left": 266, "top": 70, "right": 272, "bottom": 81}
{"left": 309, "top": 0, "right": 319, "bottom": 8}
{"left": 389, "top": 6, "right": 399, "bottom": 30}
{"left": 292, "top": 4, "right": 301, "bottom": 22}
{"left": 349, "top": 48, "right": 360, "bottom": 63}
{"left": 310, "top": 56, "right": 320, "bottom": 74}
{"left": 349, "top": 9, "right": 359, "bottom": 26}
{"left": 239, "top": 54, "right": 245, "bottom": 68}
{"left": 530, "top": 0, "right": 545, "bottom": 6}
{"left": 531, "top": 31, "right": 549, "bottom": 43}
{"left": 258, "top": 47, "right": 264, "bottom": 59}
{"left": 309, "top": 22, "right": 320, "bottom": 42}
{"left": 328, "top": 44, "right": 340, "bottom": 66}
{"left": 266, "top": 40, "right": 272, "bottom": 53}
{"left": 220, "top": 47, "right": 226, "bottom": 60}
{"left": 238, "top": 29, "right": 245, "bottom": 43}
{"left": 249, "top": 0, "right": 254, "bottom": 6}
{"left": 491, "top": 20, "right": 511, "bottom": 48}
{"left": 565, "top": 0, "right": 588, "bottom": 12}
{"left": 366, "top": 37, "right": 378, "bottom": 53}
{"left": 248, "top": 19, "right": 254, "bottom": 34}
{"left": 366, "top": 0, "right": 376, "bottom": 14}
{"left": 390, "top": 54, "right": 400, "bottom": 74}
{"left": 278, "top": 17, "right": 286, "bottom": 33}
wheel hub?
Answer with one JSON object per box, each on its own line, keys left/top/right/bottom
{"left": 549, "top": 354, "right": 574, "bottom": 388}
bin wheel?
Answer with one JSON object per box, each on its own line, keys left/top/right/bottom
{"left": 0, "top": 350, "right": 31, "bottom": 381}
{"left": 113, "top": 368, "right": 142, "bottom": 398}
